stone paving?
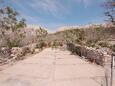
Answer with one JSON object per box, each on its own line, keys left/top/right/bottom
{"left": 0, "top": 48, "right": 106, "bottom": 86}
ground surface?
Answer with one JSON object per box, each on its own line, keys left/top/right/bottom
{"left": 0, "top": 48, "right": 110, "bottom": 86}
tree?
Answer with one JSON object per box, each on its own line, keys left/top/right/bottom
{"left": 104, "top": 0, "right": 115, "bottom": 25}
{"left": 35, "top": 27, "right": 48, "bottom": 49}
{"left": 0, "top": 6, "right": 26, "bottom": 48}
{"left": 36, "top": 27, "right": 48, "bottom": 41}
{"left": 63, "top": 29, "right": 85, "bottom": 45}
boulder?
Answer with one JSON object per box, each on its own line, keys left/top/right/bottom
{"left": 11, "top": 47, "right": 24, "bottom": 60}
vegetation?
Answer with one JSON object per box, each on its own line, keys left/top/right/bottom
{"left": 63, "top": 29, "right": 85, "bottom": 45}
{"left": 36, "top": 40, "right": 45, "bottom": 50}
{"left": 110, "top": 44, "right": 115, "bottom": 52}
{"left": 0, "top": 6, "right": 48, "bottom": 64}
{"left": 47, "top": 24, "right": 115, "bottom": 53}
{"left": 67, "top": 43, "right": 81, "bottom": 56}
{"left": 0, "top": 6, "right": 48, "bottom": 49}
{"left": 0, "top": 6, "right": 26, "bottom": 48}
{"left": 36, "top": 27, "right": 48, "bottom": 50}
{"left": 104, "top": 0, "right": 115, "bottom": 25}
{"left": 0, "top": 0, "right": 115, "bottom": 66}
{"left": 36, "top": 27, "right": 48, "bottom": 40}
{"left": 98, "top": 41, "right": 109, "bottom": 48}
{"left": 51, "top": 40, "right": 60, "bottom": 49}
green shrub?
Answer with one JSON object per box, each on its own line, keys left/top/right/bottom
{"left": 86, "top": 40, "right": 97, "bottom": 47}
{"left": 51, "top": 40, "right": 59, "bottom": 49}
{"left": 7, "top": 39, "right": 21, "bottom": 48}
{"left": 67, "top": 43, "right": 74, "bottom": 52}
{"left": 75, "top": 39, "right": 82, "bottom": 44}
{"left": 98, "top": 41, "right": 109, "bottom": 48}
{"left": 110, "top": 44, "right": 115, "bottom": 52}
{"left": 74, "top": 46, "right": 81, "bottom": 56}
{"left": 67, "top": 43, "right": 81, "bottom": 56}
{"left": 36, "top": 41, "right": 45, "bottom": 50}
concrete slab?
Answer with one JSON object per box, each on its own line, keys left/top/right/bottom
{"left": 56, "top": 58, "right": 87, "bottom": 65}
{"left": 1, "top": 64, "right": 53, "bottom": 79}
{"left": 54, "top": 64, "right": 104, "bottom": 80}
{"left": 0, "top": 48, "right": 108, "bottom": 86}
{"left": 20, "top": 58, "right": 54, "bottom": 65}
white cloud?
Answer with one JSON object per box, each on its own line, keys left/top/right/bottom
{"left": 74, "top": 0, "right": 93, "bottom": 8}
{"left": 29, "top": 0, "right": 69, "bottom": 18}
{"left": 10, "top": 0, "right": 93, "bottom": 19}
{"left": 21, "top": 15, "right": 41, "bottom": 23}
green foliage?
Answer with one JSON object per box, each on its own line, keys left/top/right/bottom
{"left": 104, "top": 0, "right": 115, "bottom": 25}
{"left": 74, "top": 46, "right": 81, "bottom": 56}
{"left": 16, "top": 18, "right": 26, "bottom": 29}
{"left": 0, "top": 6, "right": 26, "bottom": 48}
{"left": 35, "top": 27, "right": 48, "bottom": 50}
{"left": 36, "top": 40, "right": 45, "bottom": 50}
{"left": 51, "top": 40, "right": 59, "bottom": 48}
{"left": 7, "top": 39, "right": 21, "bottom": 48}
{"left": 86, "top": 39, "right": 98, "bottom": 47}
{"left": 98, "top": 41, "right": 109, "bottom": 48}
{"left": 110, "top": 44, "right": 115, "bottom": 52}
{"left": 48, "top": 25, "right": 114, "bottom": 50}
{"left": 67, "top": 43, "right": 81, "bottom": 56}
{"left": 95, "top": 27, "right": 101, "bottom": 32}
{"left": 36, "top": 27, "right": 48, "bottom": 38}
{"left": 36, "top": 27, "right": 48, "bottom": 47}
{"left": 63, "top": 29, "right": 85, "bottom": 45}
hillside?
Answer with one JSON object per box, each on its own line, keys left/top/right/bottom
{"left": 46, "top": 24, "right": 115, "bottom": 51}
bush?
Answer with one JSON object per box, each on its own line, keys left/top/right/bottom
{"left": 86, "top": 40, "right": 98, "bottom": 47}
{"left": 67, "top": 43, "right": 81, "bottom": 56}
{"left": 0, "top": 6, "right": 26, "bottom": 48}
{"left": 98, "top": 41, "right": 109, "bottom": 48}
{"left": 7, "top": 39, "right": 21, "bottom": 48}
{"left": 110, "top": 44, "right": 115, "bottom": 52}
{"left": 74, "top": 46, "right": 81, "bottom": 56}
{"left": 36, "top": 41, "right": 45, "bottom": 50}
{"left": 51, "top": 40, "right": 59, "bottom": 49}
{"left": 67, "top": 43, "right": 75, "bottom": 53}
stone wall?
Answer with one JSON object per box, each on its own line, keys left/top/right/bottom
{"left": 0, "top": 43, "right": 40, "bottom": 64}
{"left": 67, "top": 43, "right": 112, "bottom": 66}
{"left": 82, "top": 47, "right": 111, "bottom": 65}
{"left": 0, "top": 47, "right": 12, "bottom": 64}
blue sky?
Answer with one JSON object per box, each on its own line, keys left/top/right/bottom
{"left": 0, "top": 0, "right": 106, "bottom": 32}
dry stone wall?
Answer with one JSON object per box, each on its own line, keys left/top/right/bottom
{"left": 0, "top": 43, "right": 39, "bottom": 64}
{"left": 67, "top": 43, "right": 112, "bottom": 66}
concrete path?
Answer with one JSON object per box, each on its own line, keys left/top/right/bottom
{"left": 0, "top": 48, "right": 105, "bottom": 86}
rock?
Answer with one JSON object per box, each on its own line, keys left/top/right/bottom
{"left": 35, "top": 49, "right": 40, "bottom": 53}
{"left": 28, "top": 43, "right": 36, "bottom": 54}
{"left": 11, "top": 47, "right": 24, "bottom": 60}
{"left": 0, "top": 47, "right": 11, "bottom": 58}
{"left": 0, "top": 43, "right": 40, "bottom": 64}
{"left": 67, "top": 44, "right": 112, "bottom": 66}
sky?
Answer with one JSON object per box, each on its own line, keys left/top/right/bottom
{"left": 0, "top": 0, "right": 106, "bottom": 32}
